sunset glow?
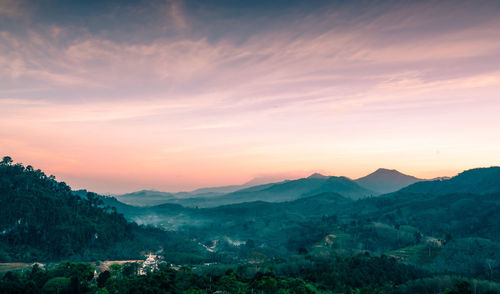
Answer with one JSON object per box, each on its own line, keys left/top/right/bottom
{"left": 1, "top": 0, "right": 500, "bottom": 193}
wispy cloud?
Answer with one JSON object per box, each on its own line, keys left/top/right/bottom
{"left": 164, "top": 0, "right": 188, "bottom": 31}
{"left": 2, "top": 0, "right": 500, "bottom": 192}
{"left": 0, "top": 0, "right": 28, "bottom": 18}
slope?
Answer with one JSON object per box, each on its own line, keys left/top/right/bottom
{"left": 355, "top": 168, "right": 422, "bottom": 194}
{"left": 399, "top": 166, "right": 500, "bottom": 195}
{"left": 0, "top": 159, "right": 173, "bottom": 262}
{"left": 162, "top": 175, "right": 373, "bottom": 208}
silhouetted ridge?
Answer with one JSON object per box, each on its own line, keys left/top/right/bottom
{"left": 307, "top": 173, "right": 329, "bottom": 179}
{"left": 0, "top": 161, "right": 125, "bottom": 260}
{"left": 116, "top": 189, "right": 176, "bottom": 206}
{"left": 356, "top": 168, "right": 422, "bottom": 194}
{"left": 400, "top": 166, "right": 500, "bottom": 195}
{"left": 0, "top": 157, "right": 172, "bottom": 262}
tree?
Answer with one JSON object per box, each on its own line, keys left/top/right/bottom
{"left": 246, "top": 239, "right": 255, "bottom": 249}
{"left": 42, "top": 277, "right": 71, "bottom": 293}
{"left": 444, "top": 233, "right": 453, "bottom": 245}
{"left": 122, "top": 262, "right": 139, "bottom": 277}
{"left": 218, "top": 270, "right": 245, "bottom": 293}
{"left": 414, "top": 232, "right": 423, "bottom": 244}
{"left": 97, "top": 271, "right": 111, "bottom": 288}
{"left": 109, "top": 264, "right": 123, "bottom": 279}
{"left": 1, "top": 156, "right": 13, "bottom": 165}
{"left": 255, "top": 275, "right": 278, "bottom": 293}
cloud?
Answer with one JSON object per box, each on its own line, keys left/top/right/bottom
{"left": 165, "top": 0, "right": 188, "bottom": 30}
{"left": 2, "top": 0, "right": 500, "bottom": 192}
{"left": 2, "top": 1, "right": 499, "bottom": 107}
{"left": 0, "top": 0, "right": 27, "bottom": 18}
{"left": 2, "top": 2, "right": 500, "bottom": 124}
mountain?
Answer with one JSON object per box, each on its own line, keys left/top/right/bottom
{"left": 174, "top": 175, "right": 295, "bottom": 196}
{"left": 115, "top": 183, "right": 500, "bottom": 276}
{"left": 307, "top": 172, "right": 329, "bottom": 179}
{"left": 201, "top": 192, "right": 352, "bottom": 220}
{"left": 255, "top": 175, "right": 374, "bottom": 199}
{"left": 349, "top": 190, "right": 500, "bottom": 241}
{"left": 116, "top": 174, "right": 372, "bottom": 208}
{"left": 113, "top": 191, "right": 353, "bottom": 235}
{"left": 184, "top": 185, "right": 246, "bottom": 195}
{"left": 115, "top": 189, "right": 177, "bottom": 206}
{"left": 400, "top": 166, "right": 500, "bottom": 195}
{"left": 242, "top": 174, "right": 294, "bottom": 186}
{"left": 0, "top": 160, "right": 177, "bottom": 262}
{"left": 161, "top": 175, "right": 374, "bottom": 208}
{"left": 355, "top": 168, "right": 423, "bottom": 194}
{"left": 116, "top": 176, "right": 293, "bottom": 207}
{"left": 3, "top": 157, "right": 500, "bottom": 281}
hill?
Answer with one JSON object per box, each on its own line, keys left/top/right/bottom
{"left": 109, "top": 167, "right": 500, "bottom": 276}
{"left": 0, "top": 158, "right": 176, "bottom": 262}
{"left": 2, "top": 158, "right": 500, "bottom": 280}
{"left": 355, "top": 168, "right": 422, "bottom": 194}
{"left": 161, "top": 175, "right": 373, "bottom": 207}
{"left": 256, "top": 175, "right": 374, "bottom": 199}
{"left": 116, "top": 175, "right": 294, "bottom": 206}
{"left": 115, "top": 190, "right": 177, "bottom": 206}
{"left": 399, "top": 166, "right": 500, "bottom": 195}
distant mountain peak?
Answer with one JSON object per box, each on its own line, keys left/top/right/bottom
{"left": 243, "top": 175, "right": 290, "bottom": 186}
{"left": 356, "top": 168, "right": 422, "bottom": 194}
{"left": 367, "top": 168, "right": 419, "bottom": 178}
{"left": 307, "top": 173, "right": 329, "bottom": 179}
{"left": 376, "top": 168, "right": 395, "bottom": 171}
{"left": 373, "top": 168, "right": 401, "bottom": 174}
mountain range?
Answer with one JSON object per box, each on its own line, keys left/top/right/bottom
{"left": 115, "top": 175, "right": 293, "bottom": 206}
{"left": 123, "top": 175, "right": 373, "bottom": 208}
{"left": 98, "top": 166, "right": 500, "bottom": 277}
{"left": 2, "top": 156, "right": 500, "bottom": 280}
{"left": 116, "top": 168, "right": 425, "bottom": 207}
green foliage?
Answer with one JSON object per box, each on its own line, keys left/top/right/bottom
{"left": 1, "top": 158, "right": 500, "bottom": 292}
{"left": 401, "top": 167, "right": 500, "bottom": 195}
{"left": 0, "top": 158, "right": 182, "bottom": 262}
{"left": 42, "top": 277, "right": 71, "bottom": 293}
{"left": 397, "top": 275, "right": 500, "bottom": 294}
{"left": 97, "top": 270, "right": 111, "bottom": 288}
{"left": 1, "top": 257, "right": 417, "bottom": 293}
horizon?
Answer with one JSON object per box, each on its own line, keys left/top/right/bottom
{"left": 107, "top": 166, "right": 466, "bottom": 195}
{"left": 2, "top": 0, "right": 500, "bottom": 194}
{"left": 1, "top": 155, "right": 490, "bottom": 195}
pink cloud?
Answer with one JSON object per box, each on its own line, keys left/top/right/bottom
{"left": 2, "top": 1, "right": 500, "bottom": 192}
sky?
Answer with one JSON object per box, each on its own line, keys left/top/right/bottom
{"left": 1, "top": 0, "right": 500, "bottom": 194}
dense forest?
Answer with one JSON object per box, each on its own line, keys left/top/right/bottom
{"left": 100, "top": 189, "right": 500, "bottom": 280}
{"left": 1, "top": 156, "right": 500, "bottom": 293}
{"left": 0, "top": 157, "right": 184, "bottom": 261}
{"left": 2, "top": 256, "right": 500, "bottom": 293}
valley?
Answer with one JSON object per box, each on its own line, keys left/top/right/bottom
{"left": 1, "top": 158, "right": 499, "bottom": 293}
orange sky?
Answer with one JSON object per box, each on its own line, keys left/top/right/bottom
{"left": 1, "top": 0, "right": 500, "bottom": 193}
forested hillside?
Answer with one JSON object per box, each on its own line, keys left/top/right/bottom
{"left": 400, "top": 167, "right": 500, "bottom": 195}
{"left": 0, "top": 157, "right": 173, "bottom": 261}
{"left": 150, "top": 175, "right": 374, "bottom": 208}
{"left": 2, "top": 157, "right": 500, "bottom": 293}
{"left": 100, "top": 167, "right": 500, "bottom": 280}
